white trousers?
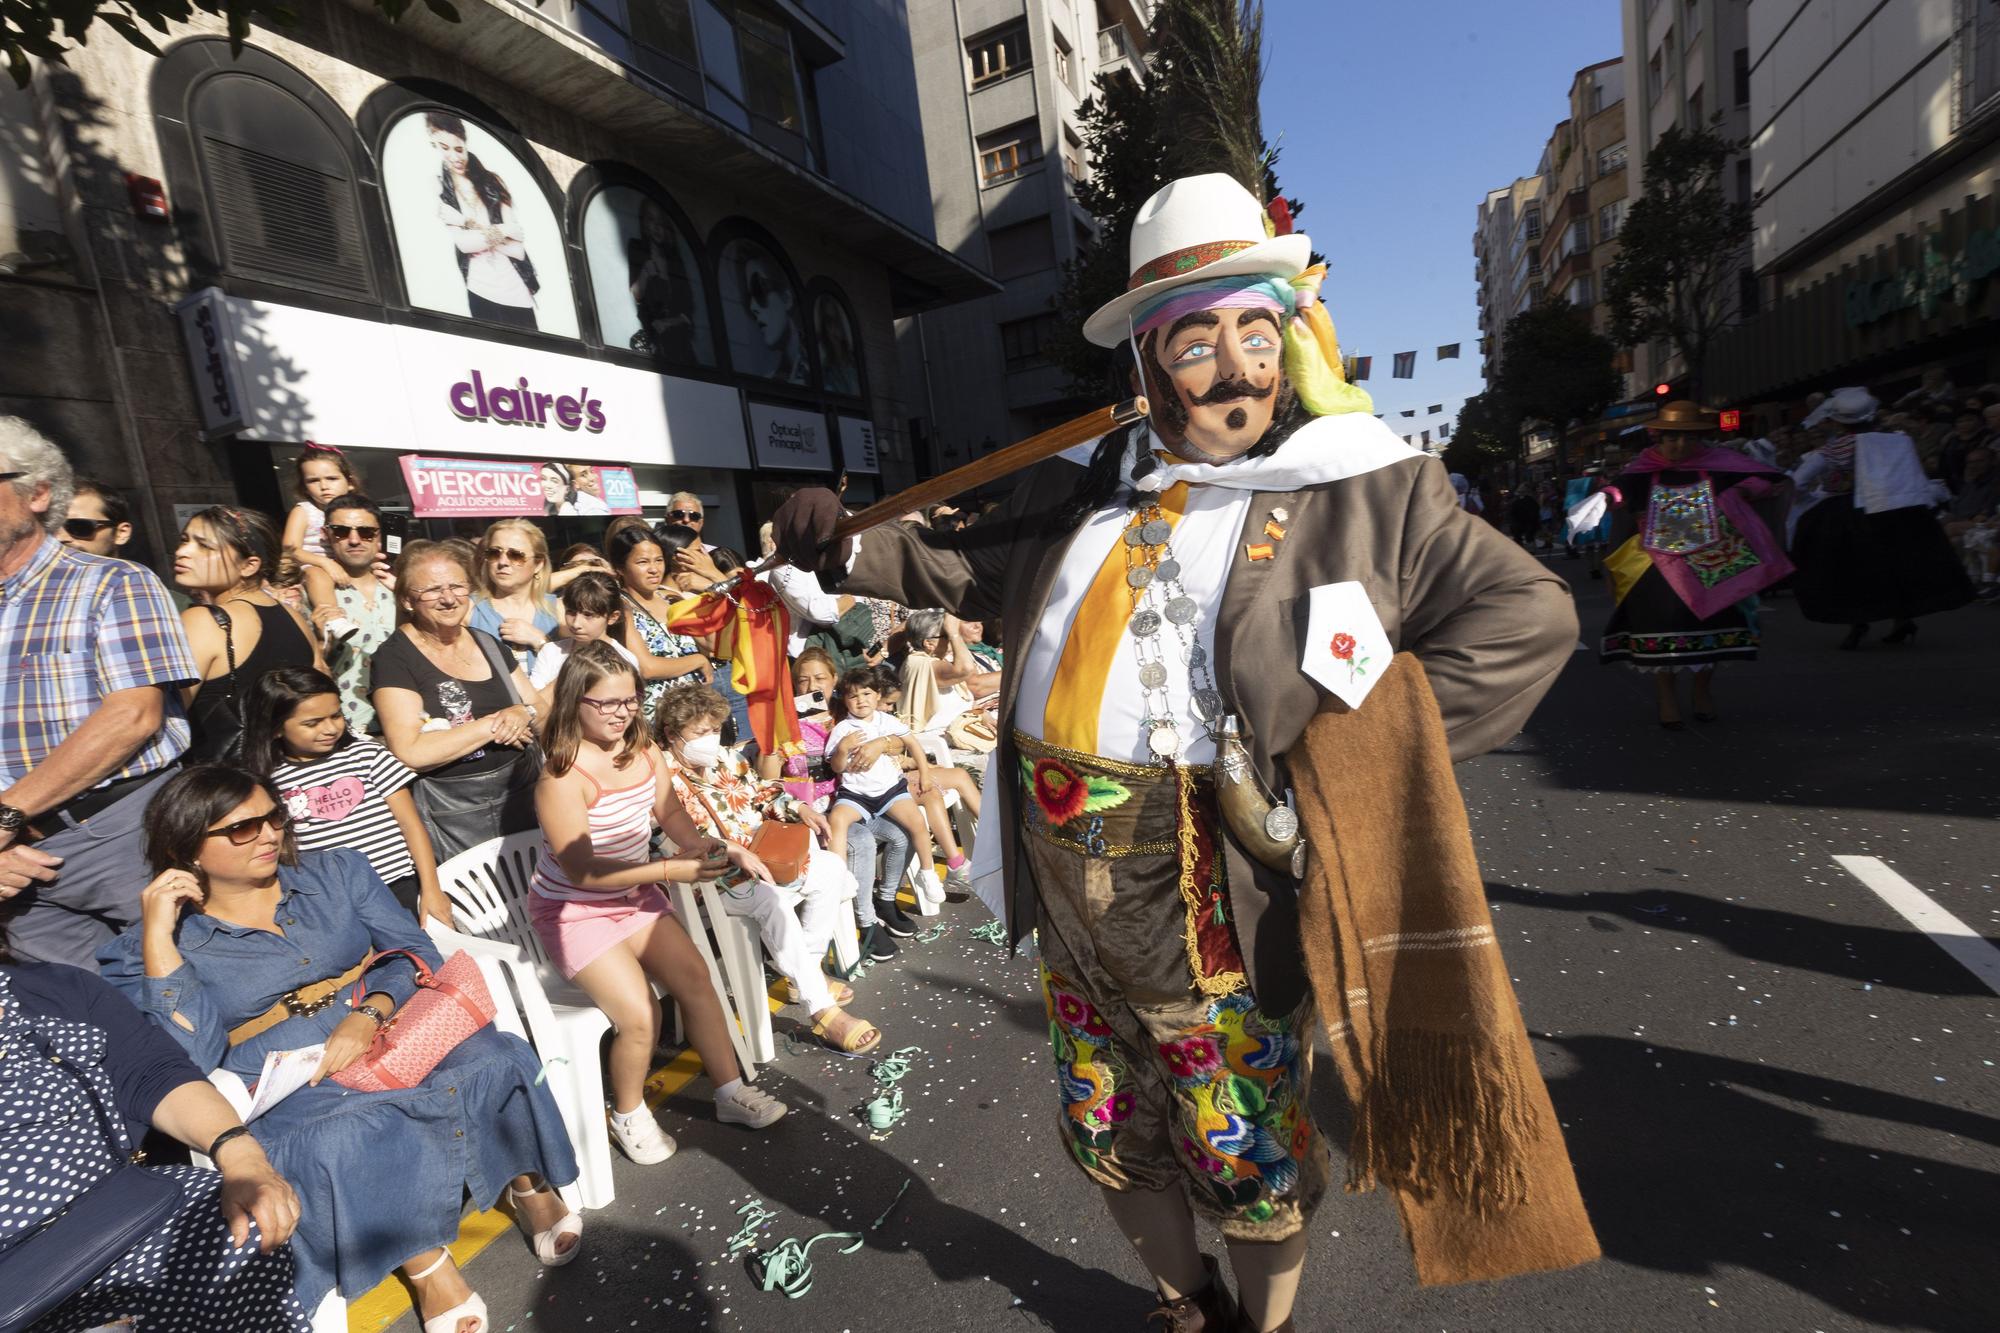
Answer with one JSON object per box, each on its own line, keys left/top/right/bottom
{"left": 712, "top": 845, "right": 854, "bottom": 1014}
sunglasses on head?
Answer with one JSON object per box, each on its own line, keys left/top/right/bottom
{"left": 325, "top": 523, "right": 379, "bottom": 541}
{"left": 62, "top": 518, "right": 117, "bottom": 538}
{"left": 667, "top": 509, "right": 702, "bottom": 522}
{"left": 485, "top": 545, "right": 534, "bottom": 564}
{"left": 205, "top": 808, "right": 290, "bottom": 845}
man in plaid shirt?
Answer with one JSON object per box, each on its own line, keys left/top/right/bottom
{"left": 0, "top": 419, "right": 198, "bottom": 968}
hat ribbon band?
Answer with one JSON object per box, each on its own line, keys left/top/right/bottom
{"left": 1126, "top": 238, "right": 1262, "bottom": 291}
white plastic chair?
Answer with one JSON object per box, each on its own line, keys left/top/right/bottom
{"left": 433, "top": 833, "right": 619, "bottom": 1209}
{"left": 197, "top": 1071, "right": 347, "bottom": 1333}
{"left": 667, "top": 880, "right": 774, "bottom": 1067}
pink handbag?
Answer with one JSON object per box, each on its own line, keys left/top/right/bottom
{"left": 330, "top": 948, "right": 496, "bottom": 1092}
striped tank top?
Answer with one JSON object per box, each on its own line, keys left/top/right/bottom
{"left": 531, "top": 766, "right": 659, "bottom": 901}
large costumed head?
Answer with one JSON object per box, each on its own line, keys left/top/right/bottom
{"left": 1083, "top": 173, "right": 1372, "bottom": 463}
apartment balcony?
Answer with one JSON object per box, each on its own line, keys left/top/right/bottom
{"left": 1099, "top": 25, "right": 1139, "bottom": 77}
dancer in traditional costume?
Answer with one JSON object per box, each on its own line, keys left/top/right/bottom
{"left": 1597, "top": 401, "right": 1793, "bottom": 728}
{"left": 1789, "top": 387, "right": 1974, "bottom": 648}
{"left": 775, "top": 174, "right": 1597, "bottom": 1330}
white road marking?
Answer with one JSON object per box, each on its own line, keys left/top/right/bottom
{"left": 1834, "top": 855, "right": 2000, "bottom": 997}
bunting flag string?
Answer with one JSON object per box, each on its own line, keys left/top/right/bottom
{"left": 1392, "top": 351, "right": 1416, "bottom": 379}
{"left": 1436, "top": 344, "right": 1460, "bottom": 360}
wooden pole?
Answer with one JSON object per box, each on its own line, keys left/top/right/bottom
{"left": 829, "top": 396, "right": 1148, "bottom": 541}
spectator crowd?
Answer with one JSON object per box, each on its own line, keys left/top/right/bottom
{"left": 0, "top": 417, "right": 996, "bottom": 1332}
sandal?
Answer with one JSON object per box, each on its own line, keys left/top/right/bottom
{"left": 409, "top": 1250, "right": 488, "bottom": 1333}
{"left": 811, "top": 1007, "right": 882, "bottom": 1055}
{"left": 506, "top": 1181, "right": 583, "bottom": 1267}
{"left": 784, "top": 977, "right": 855, "bottom": 1008}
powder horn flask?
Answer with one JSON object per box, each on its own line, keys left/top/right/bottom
{"left": 1212, "top": 715, "right": 1304, "bottom": 878}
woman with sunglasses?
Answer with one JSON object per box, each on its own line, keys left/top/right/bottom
{"left": 532, "top": 642, "right": 787, "bottom": 1163}
{"left": 97, "top": 764, "right": 583, "bottom": 1333}
{"left": 605, "top": 517, "right": 711, "bottom": 720}
{"left": 469, "top": 518, "right": 559, "bottom": 673}
{"left": 372, "top": 543, "right": 548, "bottom": 862}
{"left": 173, "top": 507, "right": 327, "bottom": 763}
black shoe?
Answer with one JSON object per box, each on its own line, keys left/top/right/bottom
{"left": 1838, "top": 623, "right": 1867, "bottom": 650}
{"left": 1881, "top": 619, "right": 1919, "bottom": 644}
{"left": 874, "top": 898, "right": 916, "bottom": 938}
{"left": 863, "top": 924, "right": 899, "bottom": 962}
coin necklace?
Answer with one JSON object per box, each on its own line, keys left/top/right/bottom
{"left": 1122, "top": 489, "right": 1223, "bottom": 762}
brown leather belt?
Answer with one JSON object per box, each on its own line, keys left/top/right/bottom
{"left": 227, "top": 954, "right": 374, "bottom": 1047}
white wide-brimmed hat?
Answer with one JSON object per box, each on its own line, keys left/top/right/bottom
{"left": 1803, "top": 386, "right": 1879, "bottom": 428}
{"left": 1082, "top": 173, "right": 1312, "bottom": 348}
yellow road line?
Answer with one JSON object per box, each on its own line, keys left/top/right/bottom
{"left": 345, "top": 1050, "right": 706, "bottom": 1332}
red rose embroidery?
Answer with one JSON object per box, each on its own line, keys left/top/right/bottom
{"left": 1032, "top": 757, "right": 1090, "bottom": 826}
{"left": 1329, "top": 632, "right": 1356, "bottom": 661}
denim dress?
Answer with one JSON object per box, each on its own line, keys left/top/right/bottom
{"left": 97, "top": 849, "right": 578, "bottom": 1308}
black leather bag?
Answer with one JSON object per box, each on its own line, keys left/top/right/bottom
{"left": 0, "top": 1036, "right": 182, "bottom": 1333}
{"left": 411, "top": 629, "right": 542, "bottom": 863}
{"left": 185, "top": 604, "right": 246, "bottom": 764}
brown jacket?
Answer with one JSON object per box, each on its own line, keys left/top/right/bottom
{"left": 847, "top": 445, "right": 1577, "bottom": 1012}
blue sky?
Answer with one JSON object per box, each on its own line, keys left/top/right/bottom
{"left": 1260, "top": 0, "right": 1623, "bottom": 440}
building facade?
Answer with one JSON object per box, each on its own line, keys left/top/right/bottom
{"left": 0, "top": 0, "right": 991, "bottom": 565}
{"left": 1539, "top": 62, "right": 1629, "bottom": 364}
{"left": 1620, "top": 0, "right": 1755, "bottom": 393}
{"left": 897, "top": 0, "right": 1153, "bottom": 471}
{"left": 1705, "top": 0, "right": 2000, "bottom": 408}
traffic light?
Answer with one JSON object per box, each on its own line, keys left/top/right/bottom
{"left": 1654, "top": 382, "right": 1673, "bottom": 397}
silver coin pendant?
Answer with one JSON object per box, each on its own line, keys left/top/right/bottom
{"left": 1191, "top": 688, "right": 1224, "bottom": 722}
{"left": 1264, "top": 805, "right": 1299, "bottom": 843}
{"left": 1138, "top": 661, "right": 1168, "bottom": 689}
{"left": 1147, "top": 723, "right": 1181, "bottom": 759}
{"left": 1140, "top": 519, "right": 1172, "bottom": 545}
{"left": 1154, "top": 558, "right": 1182, "bottom": 584}
{"left": 1128, "top": 609, "right": 1161, "bottom": 638}
{"left": 1126, "top": 566, "right": 1153, "bottom": 589}
{"left": 1164, "top": 596, "right": 1198, "bottom": 625}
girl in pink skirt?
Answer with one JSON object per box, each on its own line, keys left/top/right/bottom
{"left": 531, "top": 641, "right": 788, "bottom": 1165}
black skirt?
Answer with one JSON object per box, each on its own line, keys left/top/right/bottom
{"left": 1790, "top": 496, "right": 1974, "bottom": 624}
{"left": 1599, "top": 563, "right": 1758, "bottom": 671}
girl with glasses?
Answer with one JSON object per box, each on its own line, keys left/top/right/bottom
{"left": 469, "top": 518, "right": 559, "bottom": 673}
{"left": 241, "top": 666, "right": 451, "bottom": 928}
{"left": 97, "top": 763, "right": 583, "bottom": 1332}
{"left": 531, "top": 642, "right": 789, "bottom": 1163}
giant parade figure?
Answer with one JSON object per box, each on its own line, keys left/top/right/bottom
{"left": 774, "top": 174, "right": 1601, "bottom": 1331}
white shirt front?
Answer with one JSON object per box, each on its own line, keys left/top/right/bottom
{"left": 1014, "top": 480, "right": 1250, "bottom": 767}
{"left": 826, "top": 712, "right": 912, "bottom": 797}
{"left": 763, "top": 563, "right": 846, "bottom": 657}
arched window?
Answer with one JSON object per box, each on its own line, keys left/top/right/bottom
{"left": 155, "top": 40, "right": 382, "bottom": 304}
{"left": 805, "top": 278, "right": 864, "bottom": 399}
{"left": 709, "top": 219, "right": 814, "bottom": 388}
{"left": 575, "top": 172, "right": 717, "bottom": 368}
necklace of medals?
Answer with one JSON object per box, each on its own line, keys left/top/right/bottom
{"left": 1121, "top": 487, "right": 1224, "bottom": 762}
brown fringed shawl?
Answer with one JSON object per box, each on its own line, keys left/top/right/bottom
{"left": 1291, "top": 652, "right": 1601, "bottom": 1286}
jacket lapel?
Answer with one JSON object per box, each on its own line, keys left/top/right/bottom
{"left": 1215, "top": 485, "right": 1314, "bottom": 773}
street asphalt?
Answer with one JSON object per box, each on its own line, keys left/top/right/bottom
{"left": 383, "top": 560, "right": 1999, "bottom": 1333}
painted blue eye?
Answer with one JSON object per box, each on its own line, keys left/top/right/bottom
{"left": 1242, "top": 331, "right": 1277, "bottom": 350}
{"left": 1174, "top": 342, "right": 1215, "bottom": 362}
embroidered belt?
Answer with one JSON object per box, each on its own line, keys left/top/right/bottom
{"left": 1013, "top": 731, "right": 1200, "bottom": 859}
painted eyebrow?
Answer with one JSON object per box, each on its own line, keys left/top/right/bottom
{"left": 1165, "top": 310, "right": 1222, "bottom": 340}
{"left": 1238, "top": 308, "right": 1280, "bottom": 330}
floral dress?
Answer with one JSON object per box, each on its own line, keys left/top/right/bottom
{"left": 625, "top": 596, "right": 700, "bottom": 719}
{"left": 327, "top": 579, "right": 395, "bottom": 732}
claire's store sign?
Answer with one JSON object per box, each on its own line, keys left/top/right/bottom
{"left": 449, "top": 370, "right": 607, "bottom": 433}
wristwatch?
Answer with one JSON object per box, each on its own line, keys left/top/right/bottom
{"left": 354, "top": 1002, "right": 392, "bottom": 1029}
{"left": 0, "top": 803, "right": 26, "bottom": 840}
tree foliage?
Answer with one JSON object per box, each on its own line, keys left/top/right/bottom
{"left": 2, "top": 0, "right": 469, "bottom": 87}
{"left": 1493, "top": 300, "right": 1620, "bottom": 469}
{"left": 1051, "top": 0, "right": 1302, "bottom": 396}
{"left": 1442, "top": 389, "right": 1519, "bottom": 477}
{"left": 1601, "top": 122, "right": 1754, "bottom": 397}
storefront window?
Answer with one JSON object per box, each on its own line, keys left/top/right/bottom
{"left": 581, "top": 185, "right": 716, "bottom": 366}
{"left": 812, "top": 288, "right": 861, "bottom": 397}
{"left": 379, "top": 107, "right": 580, "bottom": 338}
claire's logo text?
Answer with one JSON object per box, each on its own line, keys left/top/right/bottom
{"left": 449, "top": 370, "right": 606, "bottom": 432}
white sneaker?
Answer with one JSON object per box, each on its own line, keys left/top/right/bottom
{"left": 943, "top": 862, "right": 972, "bottom": 894}
{"left": 715, "top": 1081, "right": 788, "bottom": 1129}
{"left": 609, "top": 1109, "right": 677, "bottom": 1165}
{"left": 913, "top": 867, "right": 946, "bottom": 907}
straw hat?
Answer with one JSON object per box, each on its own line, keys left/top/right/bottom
{"left": 1650, "top": 400, "right": 1720, "bottom": 433}
{"left": 1082, "top": 173, "right": 1311, "bottom": 348}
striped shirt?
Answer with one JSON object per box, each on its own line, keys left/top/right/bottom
{"left": 273, "top": 739, "right": 420, "bottom": 885}
{"left": 0, "top": 537, "right": 196, "bottom": 789}
{"left": 532, "top": 765, "right": 660, "bottom": 901}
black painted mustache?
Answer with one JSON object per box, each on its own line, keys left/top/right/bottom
{"left": 1188, "top": 377, "right": 1274, "bottom": 406}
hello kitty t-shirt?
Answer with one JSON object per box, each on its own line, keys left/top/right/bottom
{"left": 274, "top": 738, "right": 419, "bottom": 885}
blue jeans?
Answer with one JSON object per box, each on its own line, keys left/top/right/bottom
{"left": 844, "top": 814, "right": 912, "bottom": 927}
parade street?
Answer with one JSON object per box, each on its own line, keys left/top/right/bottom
{"left": 375, "top": 568, "right": 2000, "bottom": 1333}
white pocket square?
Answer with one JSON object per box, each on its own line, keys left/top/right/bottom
{"left": 1301, "top": 581, "right": 1392, "bottom": 709}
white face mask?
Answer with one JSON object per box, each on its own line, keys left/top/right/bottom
{"left": 680, "top": 733, "right": 723, "bottom": 769}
